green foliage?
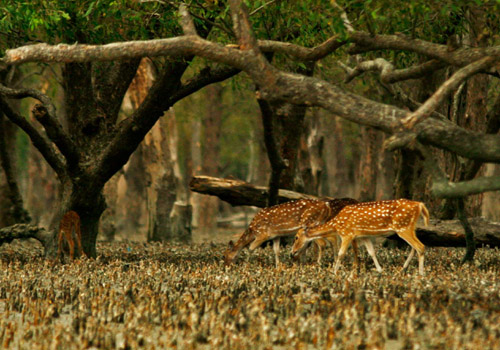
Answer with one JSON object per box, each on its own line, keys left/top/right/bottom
{"left": 0, "top": 0, "right": 219, "bottom": 50}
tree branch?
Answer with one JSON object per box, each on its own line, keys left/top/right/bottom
{"left": 402, "top": 56, "right": 497, "bottom": 129}
{"left": 0, "top": 97, "right": 66, "bottom": 177}
{"left": 348, "top": 31, "right": 500, "bottom": 67}
{"left": 93, "top": 59, "right": 142, "bottom": 125}
{"left": 179, "top": 3, "right": 197, "bottom": 36}
{"left": 92, "top": 61, "right": 188, "bottom": 185}
{"left": 170, "top": 65, "right": 240, "bottom": 103}
{"left": 0, "top": 83, "right": 80, "bottom": 171}
{"left": 345, "top": 58, "right": 446, "bottom": 84}
{"left": 2, "top": 4, "right": 500, "bottom": 164}
{"left": 431, "top": 174, "right": 500, "bottom": 198}
{"left": 0, "top": 83, "right": 56, "bottom": 116}
{"left": 31, "top": 104, "right": 80, "bottom": 172}
{"left": 258, "top": 36, "right": 346, "bottom": 61}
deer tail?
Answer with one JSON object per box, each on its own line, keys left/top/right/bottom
{"left": 419, "top": 203, "right": 430, "bottom": 227}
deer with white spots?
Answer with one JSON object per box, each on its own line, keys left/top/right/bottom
{"left": 291, "top": 199, "right": 430, "bottom": 275}
{"left": 223, "top": 198, "right": 360, "bottom": 266}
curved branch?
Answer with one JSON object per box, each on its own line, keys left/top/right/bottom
{"left": 345, "top": 58, "right": 446, "bottom": 84}
{"left": 402, "top": 56, "right": 497, "bottom": 129}
{"left": 170, "top": 65, "right": 240, "bottom": 103}
{"left": 258, "top": 36, "right": 346, "bottom": 61}
{"left": 0, "top": 83, "right": 80, "bottom": 170}
{"left": 349, "top": 31, "right": 500, "bottom": 67}
{"left": 31, "top": 104, "right": 80, "bottom": 171}
{"left": 2, "top": 3, "right": 500, "bottom": 164}
{"left": 0, "top": 83, "right": 56, "bottom": 116}
{"left": 0, "top": 97, "right": 66, "bottom": 177}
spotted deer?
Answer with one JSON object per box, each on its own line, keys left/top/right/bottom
{"left": 223, "top": 198, "right": 359, "bottom": 266}
{"left": 291, "top": 199, "right": 429, "bottom": 275}
{"left": 57, "top": 210, "right": 84, "bottom": 261}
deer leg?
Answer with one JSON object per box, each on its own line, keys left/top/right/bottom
{"left": 333, "top": 235, "right": 354, "bottom": 275}
{"left": 360, "top": 238, "right": 383, "bottom": 273}
{"left": 397, "top": 228, "right": 426, "bottom": 276}
{"left": 68, "top": 234, "right": 75, "bottom": 260}
{"left": 272, "top": 238, "right": 281, "bottom": 267}
{"left": 401, "top": 248, "right": 415, "bottom": 272}
{"left": 314, "top": 239, "right": 326, "bottom": 264}
{"left": 74, "top": 225, "right": 84, "bottom": 258}
{"left": 351, "top": 239, "right": 359, "bottom": 268}
{"left": 57, "top": 231, "right": 64, "bottom": 261}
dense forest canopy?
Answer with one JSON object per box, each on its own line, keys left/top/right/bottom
{"left": 0, "top": 0, "right": 499, "bottom": 259}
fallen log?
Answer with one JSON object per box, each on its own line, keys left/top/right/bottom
{"left": 189, "top": 175, "right": 500, "bottom": 248}
{"left": 189, "top": 175, "right": 323, "bottom": 207}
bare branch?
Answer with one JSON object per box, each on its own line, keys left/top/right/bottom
{"left": 344, "top": 58, "right": 446, "bottom": 84}
{"left": 179, "top": 3, "right": 197, "bottom": 36}
{"left": 229, "top": 0, "right": 259, "bottom": 52}
{"left": 416, "top": 143, "right": 500, "bottom": 198}
{"left": 402, "top": 56, "right": 497, "bottom": 129}
{"left": 170, "top": 65, "right": 240, "bottom": 102}
{"left": 379, "top": 82, "right": 448, "bottom": 122}
{"left": 344, "top": 58, "right": 394, "bottom": 83}
{"left": 0, "top": 97, "right": 66, "bottom": 177}
{"left": 0, "top": 83, "right": 56, "bottom": 116}
{"left": 258, "top": 36, "right": 346, "bottom": 61}
{"left": 31, "top": 104, "right": 81, "bottom": 171}
{"left": 0, "top": 83, "right": 80, "bottom": 170}
{"left": 330, "top": 1, "right": 355, "bottom": 33}
{"left": 432, "top": 174, "right": 500, "bottom": 198}
{"left": 2, "top": 6, "right": 500, "bottom": 164}
{"left": 349, "top": 31, "right": 500, "bottom": 67}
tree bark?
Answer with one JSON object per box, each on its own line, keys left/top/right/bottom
{"left": 358, "top": 126, "right": 379, "bottom": 201}
{"left": 198, "top": 84, "right": 223, "bottom": 232}
{"left": 0, "top": 114, "right": 30, "bottom": 225}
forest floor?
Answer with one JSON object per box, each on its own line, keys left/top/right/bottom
{"left": 0, "top": 236, "right": 499, "bottom": 349}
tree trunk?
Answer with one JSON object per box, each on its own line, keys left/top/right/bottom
{"left": 147, "top": 112, "right": 191, "bottom": 243}
{"left": 0, "top": 115, "right": 30, "bottom": 226}
{"left": 299, "top": 108, "right": 325, "bottom": 196}
{"left": 358, "top": 126, "right": 379, "bottom": 201}
{"left": 198, "top": 84, "right": 223, "bottom": 232}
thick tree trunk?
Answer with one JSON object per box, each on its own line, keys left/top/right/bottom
{"left": 67, "top": 184, "right": 107, "bottom": 258}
